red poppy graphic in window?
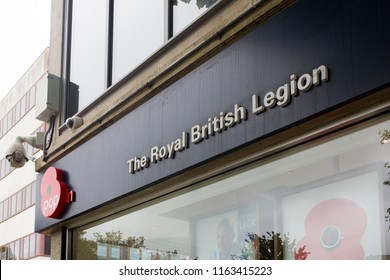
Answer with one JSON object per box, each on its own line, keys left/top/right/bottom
{"left": 296, "top": 198, "right": 366, "bottom": 260}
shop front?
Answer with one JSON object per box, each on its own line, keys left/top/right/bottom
{"left": 35, "top": 0, "right": 390, "bottom": 260}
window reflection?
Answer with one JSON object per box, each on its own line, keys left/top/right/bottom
{"left": 70, "top": 0, "right": 108, "bottom": 110}
{"left": 173, "top": 0, "right": 218, "bottom": 35}
{"left": 29, "top": 234, "right": 36, "bottom": 258}
{"left": 23, "top": 236, "right": 29, "bottom": 259}
{"left": 112, "top": 0, "right": 165, "bottom": 84}
{"left": 14, "top": 240, "right": 20, "bottom": 260}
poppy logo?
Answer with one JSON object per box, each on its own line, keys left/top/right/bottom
{"left": 40, "top": 167, "right": 75, "bottom": 218}
{"left": 296, "top": 198, "right": 366, "bottom": 259}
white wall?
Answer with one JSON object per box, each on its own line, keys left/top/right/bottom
{"left": 0, "top": 49, "right": 48, "bottom": 255}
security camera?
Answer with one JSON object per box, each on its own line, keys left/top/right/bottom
{"left": 65, "top": 115, "right": 83, "bottom": 131}
{"left": 6, "top": 135, "right": 43, "bottom": 168}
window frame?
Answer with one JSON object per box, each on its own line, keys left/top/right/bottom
{"left": 62, "top": 0, "right": 220, "bottom": 121}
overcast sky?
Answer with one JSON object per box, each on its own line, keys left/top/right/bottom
{"left": 0, "top": 0, "right": 51, "bottom": 102}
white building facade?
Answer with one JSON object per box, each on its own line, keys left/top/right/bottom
{"left": 0, "top": 49, "right": 51, "bottom": 260}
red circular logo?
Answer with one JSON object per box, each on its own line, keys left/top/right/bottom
{"left": 296, "top": 198, "right": 366, "bottom": 260}
{"left": 40, "top": 167, "right": 74, "bottom": 218}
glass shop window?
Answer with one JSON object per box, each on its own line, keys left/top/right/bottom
{"left": 72, "top": 117, "right": 390, "bottom": 260}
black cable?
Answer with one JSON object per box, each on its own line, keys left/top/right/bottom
{"left": 43, "top": 114, "right": 56, "bottom": 162}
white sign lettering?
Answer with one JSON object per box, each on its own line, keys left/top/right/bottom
{"left": 127, "top": 65, "right": 329, "bottom": 174}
